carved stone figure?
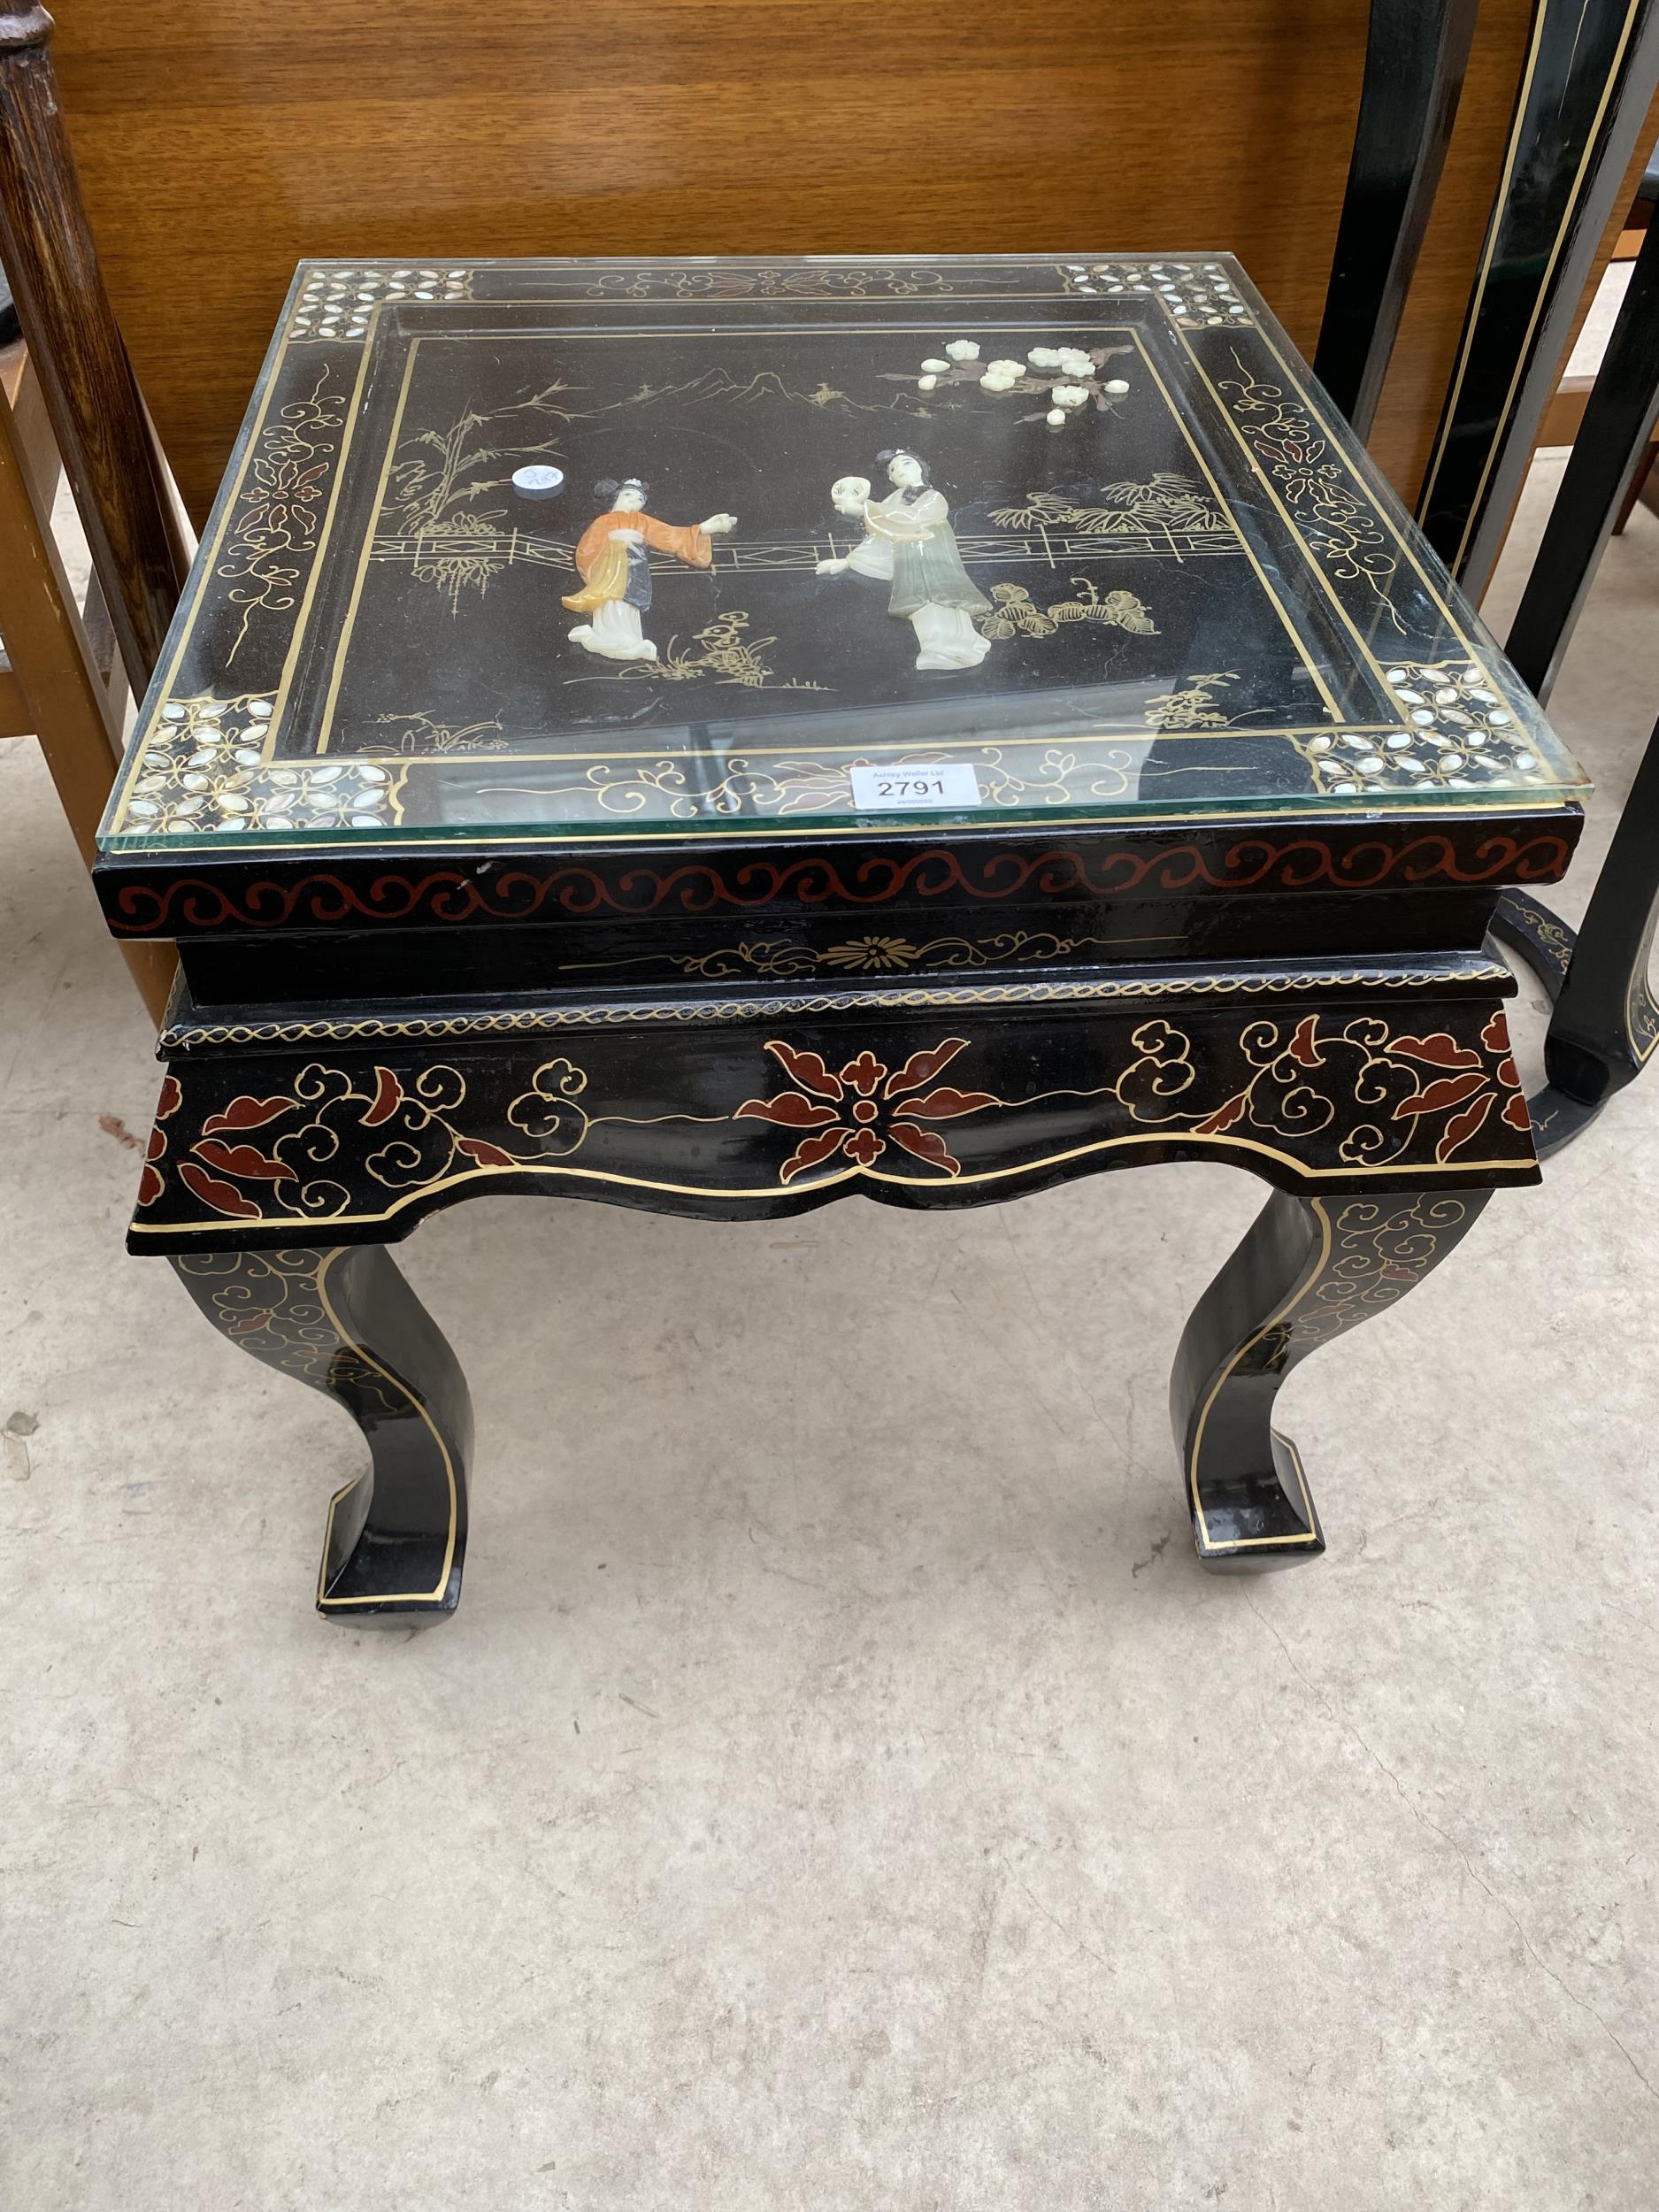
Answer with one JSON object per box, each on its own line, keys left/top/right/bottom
{"left": 815, "top": 450, "right": 992, "bottom": 671}
{"left": 563, "top": 477, "right": 736, "bottom": 661}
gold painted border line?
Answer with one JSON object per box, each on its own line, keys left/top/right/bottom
{"left": 157, "top": 961, "right": 1516, "bottom": 1049}
{"left": 130, "top": 1132, "right": 1539, "bottom": 1240}
{"left": 311, "top": 316, "right": 1343, "bottom": 759}
{"left": 105, "top": 790, "right": 1575, "bottom": 857}
{"left": 1248, "top": 322, "right": 1551, "bottom": 719}
{"left": 264, "top": 311, "right": 385, "bottom": 761}
{"left": 1123, "top": 326, "right": 1343, "bottom": 721}
{"left": 1450, "top": 0, "right": 1646, "bottom": 573}
{"left": 1171, "top": 326, "right": 1393, "bottom": 695}
{"left": 314, "top": 334, "right": 426, "bottom": 758}
{"left": 107, "top": 301, "right": 382, "bottom": 831}
{"left": 1415, "top": 0, "right": 1555, "bottom": 524}
{"left": 104, "top": 278, "right": 1586, "bottom": 845}
{"left": 332, "top": 724, "right": 1398, "bottom": 768}
{"left": 1181, "top": 308, "right": 1586, "bottom": 798}
{"left": 1195, "top": 1438, "right": 1320, "bottom": 1553}
{"left": 1187, "top": 1196, "right": 1332, "bottom": 1550}
{"left": 104, "top": 265, "right": 1586, "bottom": 847}
{"left": 296, "top": 290, "right": 1253, "bottom": 317}
{"left": 314, "top": 287, "right": 1253, "bottom": 311}
{"left": 312, "top": 1248, "right": 457, "bottom": 1607}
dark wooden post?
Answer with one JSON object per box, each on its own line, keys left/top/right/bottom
{"left": 1312, "top": 0, "right": 1479, "bottom": 443}
{"left": 1414, "top": 0, "right": 1659, "bottom": 594}
{"left": 0, "top": 4, "right": 188, "bottom": 691}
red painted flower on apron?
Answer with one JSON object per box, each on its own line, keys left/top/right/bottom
{"left": 736, "top": 1037, "right": 998, "bottom": 1181}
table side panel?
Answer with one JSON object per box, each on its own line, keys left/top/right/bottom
{"left": 131, "top": 968, "right": 1540, "bottom": 1249}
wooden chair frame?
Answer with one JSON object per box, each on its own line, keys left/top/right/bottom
{"left": 1487, "top": 205, "right": 1659, "bottom": 1150}
{"left": 0, "top": 0, "right": 1477, "bottom": 721}
{"left": 0, "top": 335, "right": 173, "bottom": 1020}
{"left": 1416, "top": 0, "right": 1659, "bottom": 595}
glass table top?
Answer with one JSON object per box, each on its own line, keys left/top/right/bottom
{"left": 99, "top": 254, "right": 1587, "bottom": 853}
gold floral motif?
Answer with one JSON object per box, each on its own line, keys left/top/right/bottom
{"left": 176, "top": 1250, "right": 342, "bottom": 1386}
{"left": 567, "top": 611, "right": 829, "bottom": 692}
{"left": 216, "top": 370, "right": 345, "bottom": 663}
{"left": 1112, "top": 1008, "right": 1529, "bottom": 1167}
{"left": 989, "top": 478, "right": 1232, "bottom": 541}
{"left": 976, "top": 580, "right": 1156, "bottom": 641}
{"left": 573, "top": 741, "right": 1139, "bottom": 821}
{"left": 736, "top": 1037, "right": 996, "bottom": 1180}
{"left": 1144, "top": 672, "right": 1240, "bottom": 731}
{"left": 821, "top": 936, "right": 923, "bottom": 972}
{"left": 371, "top": 710, "right": 510, "bottom": 757}
{"left": 161, "top": 1062, "right": 540, "bottom": 1222}
{"left": 173, "top": 1248, "right": 404, "bottom": 1415}
{"left": 408, "top": 514, "right": 513, "bottom": 611}
{"left": 1500, "top": 897, "right": 1575, "bottom": 981}
{"left": 580, "top": 267, "right": 1005, "bottom": 300}
{"left": 1215, "top": 351, "right": 1404, "bottom": 635}
{"left": 596, "top": 937, "right": 826, "bottom": 980}
{"left": 382, "top": 380, "right": 585, "bottom": 607}
{"left": 565, "top": 927, "right": 1132, "bottom": 980}
{"left": 808, "top": 927, "right": 1130, "bottom": 973}
{"left": 143, "top": 1003, "right": 1532, "bottom": 1233}
{"left": 975, "top": 585, "right": 1055, "bottom": 640}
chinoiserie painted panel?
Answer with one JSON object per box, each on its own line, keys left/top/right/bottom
{"left": 97, "top": 257, "right": 1586, "bottom": 855}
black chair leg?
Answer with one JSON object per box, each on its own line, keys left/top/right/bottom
{"left": 1505, "top": 211, "right": 1659, "bottom": 705}
{"left": 1492, "top": 710, "right": 1659, "bottom": 1156}
{"left": 1416, "top": 0, "right": 1659, "bottom": 596}
{"left": 1313, "top": 0, "right": 1478, "bottom": 442}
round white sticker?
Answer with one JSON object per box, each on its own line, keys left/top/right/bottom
{"left": 511, "top": 465, "right": 565, "bottom": 498}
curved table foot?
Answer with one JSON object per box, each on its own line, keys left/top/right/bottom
{"left": 1170, "top": 1189, "right": 1490, "bottom": 1571}
{"left": 171, "top": 1244, "right": 472, "bottom": 1623}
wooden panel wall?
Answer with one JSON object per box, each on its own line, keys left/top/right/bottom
{"left": 49, "top": 0, "right": 1542, "bottom": 524}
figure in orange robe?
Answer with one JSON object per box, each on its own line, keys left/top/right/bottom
{"left": 562, "top": 476, "right": 737, "bottom": 661}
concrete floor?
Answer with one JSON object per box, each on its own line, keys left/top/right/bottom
{"left": 4, "top": 463, "right": 1659, "bottom": 2209}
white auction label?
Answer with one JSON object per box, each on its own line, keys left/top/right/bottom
{"left": 849, "top": 760, "right": 983, "bottom": 811}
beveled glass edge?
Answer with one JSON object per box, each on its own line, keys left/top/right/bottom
{"left": 98, "top": 252, "right": 1589, "bottom": 857}
{"left": 98, "top": 258, "right": 316, "bottom": 852}
{"left": 1216, "top": 264, "right": 1579, "bottom": 749}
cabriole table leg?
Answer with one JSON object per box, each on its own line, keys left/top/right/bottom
{"left": 171, "top": 1243, "right": 472, "bottom": 1623}
{"left": 1170, "top": 1187, "right": 1491, "bottom": 1571}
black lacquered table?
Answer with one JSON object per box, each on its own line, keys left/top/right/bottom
{"left": 95, "top": 253, "right": 1586, "bottom": 1622}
